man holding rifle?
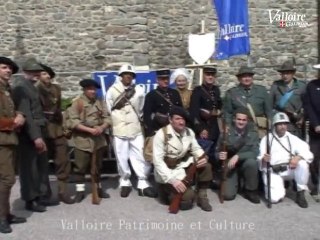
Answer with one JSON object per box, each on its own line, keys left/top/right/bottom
{"left": 153, "top": 106, "right": 213, "bottom": 212}
{"left": 218, "top": 108, "right": 260, "bottom": 203}
{"left": 257, "top": 112, "right": 313, "bottom": 208}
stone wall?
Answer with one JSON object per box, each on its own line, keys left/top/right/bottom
{"left": 0, "top": 0, "right": 318, "bottom": 97}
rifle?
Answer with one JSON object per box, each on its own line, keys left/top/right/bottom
{"left": 0, "top": 117, "right": 15, "bottom": 131}
{"left": 90, "top": 148, "right": 101, "bottom": 205}
{"left": 169, "top": 162, "right": 197, "bottom": 214}
{"left": 219, "top": 120, "right": 227, "bottom": 204}
{"left": 266, "top": 118, "right": 272, "bottom": 209}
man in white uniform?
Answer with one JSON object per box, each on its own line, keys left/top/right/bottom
{"left": 106, "top": 64, "right": 156, "bottom": 198}
{"left": 258, "top": 112, "right": 313, "bottom": 208}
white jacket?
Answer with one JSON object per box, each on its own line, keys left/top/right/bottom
{"left": 257, "top": 131, "right": 313, "bottom": 170}
{"left": 153, "top": 124, "right": 205, "bottom": 184}
{"left": 106, "top": 82, "right": 144, "bottom": 138}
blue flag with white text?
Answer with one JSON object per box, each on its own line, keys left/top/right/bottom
{"left": 213, "top": 0, "right": 250, "bottom": 60}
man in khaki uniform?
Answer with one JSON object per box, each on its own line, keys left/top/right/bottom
{"left": 0, "top": 57, "right": 26, "bottom": 234}
{"left": 36, "top": 63, "right": 74, "bottom": 204}
{"left": 106, "top": 64, "right": 156, "bottom": 198}
{"left": 153, "top": 106, "right": 213, "bottom": 212}
{"left": 68, "top": 79, "right": 111, "bottom": 202}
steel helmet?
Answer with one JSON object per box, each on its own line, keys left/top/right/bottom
{"left": 118, "top": 64, "right": 136, "bottom": 77}
{"left": 272, "top": 112, "right": 290, "bottom": 125}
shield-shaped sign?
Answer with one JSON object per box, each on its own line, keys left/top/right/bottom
{"left": 188, "top": 33, "right": 215, "bottom": 65}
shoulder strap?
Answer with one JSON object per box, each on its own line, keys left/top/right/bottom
{"left": 155, "top": 90, "right": 172, "bottom": 105}
{"left": 201, "top": 86, "right": 215, "bottom": 102}
{"left": 162, "top": 126, "right": 169, "bottom": 154}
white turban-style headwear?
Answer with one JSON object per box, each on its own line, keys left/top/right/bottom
{"left": 169, "top": 68, "right": 191, "bottom": 85}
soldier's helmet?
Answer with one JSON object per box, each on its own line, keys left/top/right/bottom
{"left": 272, "top": 112, "right": 290, "bottom": 125}
{"left": 118, "top": 64, "right": 136, "bottom": 78}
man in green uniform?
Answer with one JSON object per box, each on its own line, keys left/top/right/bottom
{"left": 270, "top": 61, "right": 306, "bottom": 138}
{"left": 0, "top": 57, "right": 26, "bottom": 234}
{"left": 68, "top": 79, "right": 111, "bottom": 202}
{"left": 36, "top": 63, "right": 74, "bottom": 204}
{"left": 224, "top": 66, "right": 272, "bottom": 138}
{"left": 218, "top": 108, "right": 260, "bottom": 203}
{"left": 12, "top": 58, "right": 56, "bottom": 212}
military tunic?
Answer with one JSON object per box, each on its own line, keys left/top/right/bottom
{"left": 68, "top": 94, "right": 110, "bottom": 180}
{"left": 143, "top": 87, "right": 182, "bottom": 137}
{"left": 12, "top": 77, "right": 50, "bottom": 202}
{"left": 216, "top": 124, "right": 259, "bottom": 200}
{"left": 270, "top": 78, "right": 306, "bottom": 137}
{"left": 37, "top": 82, "right": 71, "bottom": 183}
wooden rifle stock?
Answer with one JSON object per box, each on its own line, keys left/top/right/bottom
{"left": 219, "top": 120, "right": 227, "bottom": 204}
{"left": 266, "top": 118, "right": 272, "bottom": 209}
{"left": 91, "top": 149, "right": 101, "bottom": 205}
{"left": 168, "top": 163, "right": 197, "bottom": 214}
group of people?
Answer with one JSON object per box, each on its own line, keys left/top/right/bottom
{"left": 0, "top": 55, "right": 319, "bottom": 234}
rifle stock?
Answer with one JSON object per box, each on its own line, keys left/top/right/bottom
{"left": 219, "top": 120, "right": 227, "bottom": 204}
{"left": 168, "top": 163, "right": 197, "bottom": 214}
{"left": 91, "top": 149, "right": 101, "bottom": 205}
{"left": 266, "top": 118, "right": 272, "bottom": 209}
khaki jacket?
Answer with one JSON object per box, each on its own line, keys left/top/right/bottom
{"left": 0, "top": 81, "right": 18, "bottom": 145}
{"left": 106, "top": 82, "right": 144, "bottom": 138}
{"left": 68, "top": 94, "right": 110, "bottom": 152}
{"left": 153, "top": 124, "right": 204, "bottom": 184}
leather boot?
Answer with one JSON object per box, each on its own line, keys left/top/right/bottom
{"left": 243, "top": 190, "right": 261, "bottom": 204}
{"left": 74, "top": 184, "right": 86, "bottom": 203}
{"left": 0, "top": 218, "right": 11, "bottom": 234}
{"left": 296, "top": 190, "right": 308, "bottom": 208}
{"left": 197, "top": 189, "right": 212, "bottom": 212}
{"left": 58, "top": 181, "right": 75, "bottom": 204}
{"left": 98, "top": 188, "right": 110, "bottom": 199}
{"left": 0, "top": 190, "right": 12, "bottom": 233}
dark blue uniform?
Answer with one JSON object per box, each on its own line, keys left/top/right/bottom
{"left": 143, "top": 87, "right": 182, "bottom": 137}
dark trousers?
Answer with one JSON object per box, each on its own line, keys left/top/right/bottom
{"left": 310, "top": 134, "right": 320, "bottom": 187}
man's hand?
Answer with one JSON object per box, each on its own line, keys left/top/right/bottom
{"left": 13, "top": 114, "right": 25, "bottom": 128}
{"left": 93, "top": 126, "right": 104, "bottom": 135}
{"left": 219, "top": 152, "right": 227, "bottom": 161}
{"left": 34, "top": 138, "right": 47, "bottom": 153}
{"left": 171, "top": 180, "right": 187, "bottom": 193}
{"left": 315, "top": 125, "right": 320, "bottom": 134}
{"left": 227, "top": 155, "right": 239, "bottom": 169}
{"left": 89, "top": 126, "right": 103, "bottom": 136}
{"left": 196, "top": 156, "right": 208, "bottom": 168}
{"left": 289, "top": 155, "right": 301, "bottom": 169}
{"left": 261, "top": 153, "right": 271, "bottom": 168}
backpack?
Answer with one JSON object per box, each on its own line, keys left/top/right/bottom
{"left": 143, "top": 126, "right": 168, "bottom": 163}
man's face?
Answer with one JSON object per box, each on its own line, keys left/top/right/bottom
{"left": 234, "top": 113, "right": 248, "bottom": 130}
{"left": 280, "top": 71, "right": 295, "bottom": 84}
{"left": 175, "top": 75, "right": 188, "bottom": 90}
{"left": 157, "top": 76, "right": 169, "bottom": 88}
{"left": 24, "top": 71, "right": 41, "bottom": 82}
{"left": 83, "top": 86, "right": 97, "bottom": 100}
{"left": 0, "top": 64, "right": 13, "bottom": 81}
{"left": 121, "top": 72, "right": 134, "bottom": 86}
{"left": 170, "top": 115, "right": 186, "bottom": 133}
{"left": 238, "top": 74, "right": 254, "bottom": 87}
{"left": 275, "top": 122, "right": 288, "bottom": 137}
{"left": 203, "top": 72, "right": 216, "bottom": 85}
{"left": 39, "top": 71, "right": 51, "bottom": 84}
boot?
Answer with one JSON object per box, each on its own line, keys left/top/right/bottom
{"left": 243, "top": 190, "right": 261, "bottom": 204}
{"left": 74, "top": 184, "right": 85, "bottom": 203}
{"left": 296, "top": 190, "right": 308, "bottom": 208}
{"left": 179, "top": 200, "right": 193, "bottom": 210}
{"left": 58, "top": 181, "right": 75, "bottom": 204}
{"left": 197, "top": 189, "right": 212, "bottom": 212}
{"left": 7, "top": 214, "right": 26, "bottom": 224}
{"left": 0, "top": 219, "right": 11, "bottom": 234}
{"left": 98, "top": 188, "right": 110, "bottom": 199}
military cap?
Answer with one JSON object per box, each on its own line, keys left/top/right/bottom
{"left": 39, "top": 63, "right": 56, "bottom": 79}
{"left": 0, "top": 56, "right": 19, "bottom": 74}
{"left": 169, "top": 106, "right": 189, "bottom": 121}
{"left": 79, "top": 79, "right": 101, "bottom": 89}
{"left": 277, "top": 61, "right": 296, "bottom": 72}
{"left": 156, "top": 69, "right": 171, "bottom": 77}
{"left": 236, "top": 66, "right": 255, "bottom": 77}
{"left": 22, "top": 58, "right": 44, "bottom": 71}
{"left": 203, "top": 66, "right": 217, "bottom": 74}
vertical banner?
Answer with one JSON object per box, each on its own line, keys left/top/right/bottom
{"left": 213, "top": 0, "right": 250, "bottom": 60}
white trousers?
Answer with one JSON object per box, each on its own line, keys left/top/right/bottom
{"left": 113, "top": 134, "right": 151, "bottom": 189}
{"left": 262, "top": 160, "right": 310, "bottom": 203}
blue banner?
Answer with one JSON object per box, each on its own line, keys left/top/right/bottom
{"left": 213, "top": 0, "right": 250, "bottom": 60}
{"left": 92, "top": 71, "right": 175, "bottom": 99}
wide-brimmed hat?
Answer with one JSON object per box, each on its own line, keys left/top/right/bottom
{"left": 0, "top": 57, "right": 19, "bottom": 74}
{"left": 277, "top": 61, "right": 296, "bottom": 72}
{"left": 22, "top": 58, "right": 44, "bottom": 72}
{"left": 236, "top": 66, "right": 255, "bottom": 77}
{"left": 39, "top": 63, "right": 56, "bottom": 79}
{"left": 79, "top": 79, "right": 101, "bottom": 89}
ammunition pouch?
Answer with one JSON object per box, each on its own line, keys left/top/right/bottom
{"left": 271, "top": 163, "right": 288, "bottom": 173}
{"left": 0, "top": 117, "right": 15, "bottom": 132}
{"left": 164, "top": 153, "right": 191, "bottom": 169}
{"left": 44, "top": 111, "right": 63, "bottom": 124}
{"left": 154, "top": 112, "right": 169, "bottom": 127}
{"left": 200, "top": 108, "right": 219, "bottom": 121}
